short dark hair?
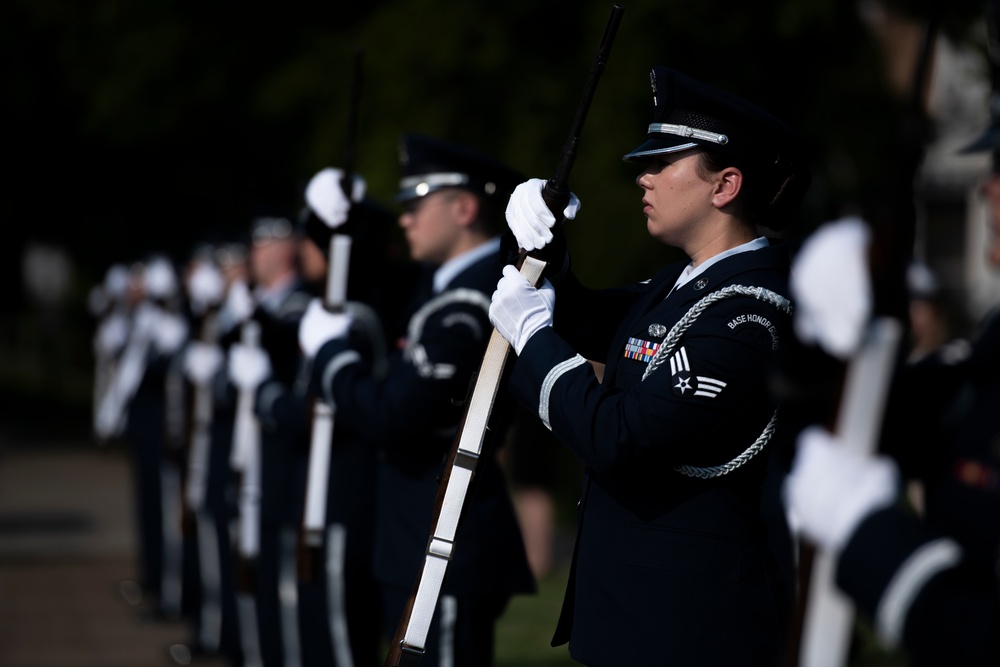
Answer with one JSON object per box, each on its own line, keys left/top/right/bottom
{"left": 697, "top": 149, "right": 810, "bottom": 235}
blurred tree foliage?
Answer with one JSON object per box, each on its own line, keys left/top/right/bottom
{"left": 0, "top": 0, "right": 989, "bottom": 294}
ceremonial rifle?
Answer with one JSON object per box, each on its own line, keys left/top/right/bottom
{"left": 92, "top": 289, "right": 126, "bottom": 443}
{"left": 230, "top": 317, "right": 265, "bottom": 667}
{"left": 232, "top": 318, "right": 264, "bottom": 571}
{"left": 299, "top": 46, "right": 365, "bottom": 582}
{"left": 382, "top": 6, "right": 624, "bottom": 666}
{"left": 183, "top": 305, "right": 221, "bottom": 523}
{"left": 784, "top": 6, "right": 938, "bottom": 666}
{"left": 160, "top": 305, "right": 191, "bottom": 621}
{"left": 93, "top": 300, "right": 155, "bottom": 442}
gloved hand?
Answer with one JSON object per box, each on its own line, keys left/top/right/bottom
{"left": 305, "top": 167, "right": 367, "bottom": 229}
{"left": 784, "top": 426, "right": 899, "bottom": 553}
{"left": 220, "top": 278, "right": 255, "bottom": 325}
{"left": 187, "top": 261, "right": 226, "bottom": 313}
{"left": 228, "top": 343, "right": 272, "bottom": 392}
{"left": 103, "top": 264, "right": 130, "bottom": 301}
{"left": 152, "top": 311, "right": 188, "bottom": 354}
{"left": 131, "top": 302, "right": 160, "bottom": 340}
{"left": 506, "top": 178, "right": 581, "bottom": 252}
{"left": 183, "top": 341, "right": 224, "bottom": 385}
{"left": 489, "top": 264, "right": 556, "bottom": 355}
{"left": 298, "top": 298, "right": 354, "bottom": 357}
{"left": 145, "top": 257, "right": 179, "bottom": 300}
{"left": 95, "top": 313, "right": 129, "bottom": 355}
{"left": 790, "top": 216, "right": 873, "bottom": 360}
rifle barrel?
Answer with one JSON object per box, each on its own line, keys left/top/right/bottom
{"left": 542, "top": 3, "right": 624, "bottom": 215}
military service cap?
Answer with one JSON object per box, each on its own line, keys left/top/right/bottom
{"left": 395, "top": 133, "right": 525, "bottom": 204}
{"left": 250, "top": 215, "right": 295, "bottom": 247}
{"left": 623, "top": 66, "right": 803, "bottom": 176}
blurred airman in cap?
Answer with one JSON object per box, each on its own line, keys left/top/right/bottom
{"left": 297, "top": 134, "right": 535, "bottom": 667}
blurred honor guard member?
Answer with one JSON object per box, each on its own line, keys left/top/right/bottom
{"left": 114, "top": 257, "right": 187, "bottom": 610}
{"left": 298, "top": 134, "right": 534, "bottom": 667}
{"left": 489, "top": 67, "right": 811, "bottom": 666}
{"left": 241, "top": 214, "right": 314, "bottom": 667}
{"left": 784, "top": 106, "right": 1000, "bottom": 667}
{"left": 295, "top": 168, "right": 407, "bottom": 667}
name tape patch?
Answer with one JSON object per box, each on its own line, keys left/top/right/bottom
{"left": 727, "top": 313, "right": 780, "bottom": 350}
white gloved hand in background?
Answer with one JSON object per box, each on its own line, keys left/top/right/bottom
{"left": 131, "top": 302, "right": 160, "bottom": 340}
{"left": 187, "top": 262, "right": 226, "bottom": 313}
{"left": 790, "top": 216, "right": 873, "bottom": 360}
{"left": 95, "top": 313, "right": 129, "bottom": 355}
{"left": 298, "top": 298, "right": 354, "bottom": 357}
{"left": 152, "top": 311, "right": 189, "bottom": 354}
{"left": 220, "top": 278, "right": 255, "bottom": 325}
{"left": 784, "top": 426, "right": 899, "bottom": 553}
{"left": 505, "top": 178, "right": 581, "bottom": 252}
{"left": 305, "top": 167, "right": 366, "bottom": 229}
{"left": 145, "top": 257, "right": 179, "bottom": 301}
{"left": 228, "top": 343, "right": 272, "bottom": 392}
{"left": 183, "top": 341, "right": 224, "bottom": 385}
{"left": 489, "top": 264, "right": 556, "bottom": 355}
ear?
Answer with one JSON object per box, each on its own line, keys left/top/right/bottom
{"left": 450, "top": 190, "right": 481, "bottom": 229}
{"left": 712, "top": 166, "right": 743, "bottom": 209}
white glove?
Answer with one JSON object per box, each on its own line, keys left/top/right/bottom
{"left": 305, "top": 167, "right": 366, "bottom": 228}
{"left": 187, "top": 262, "right": 226, "bottom": 312}
{"left": 784, "top": 426, "right": 899, "bottom": 553}
{"left": 145, "top": 257, "right": 179, "bottom": 300}
{"left": 152, "top": 311, "right": 189, "bottom": 354}
{"left": 183, "top": 341, "right": 224, "bottom": 385}
{"left": 791, "top": 216, "right": 873, "bottom": 360}
{"left": 131, "top": 302, "right": 160, "bottom": 339}
{"left": 489, "top": 264, "right": 556, "bottom": 355}
{"left": 228, "top": 343, "right": 272, "bottom": 392}
{"left": 220, "top": 279, "right": 255, "bottom": 325}
{"left": 103, "top": 264, "right": 130, "bottom": 300}
{"left": 95, "top": 313, "right": 129, "bottom": 355}
{"left": 298, "top": 298, "right": 354, "bottom": 357}
{"left": 505, "top": 178, "right": 581, "bottom": 252}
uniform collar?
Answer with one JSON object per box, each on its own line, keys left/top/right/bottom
{"left": 254, "top": 272, "right": 297, "bottom": 314}
{"left": 670, "top": 236, "right": 769, "bottom": 293}
{"left": 433, "top": 236, "right": 501, "bottom": 294}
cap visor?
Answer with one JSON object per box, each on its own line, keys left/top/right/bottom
{"left": 623, "top": 137, "right": 700, "bottom": 162}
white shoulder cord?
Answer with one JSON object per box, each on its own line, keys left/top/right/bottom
{"left": 642, "top": 285, "right": 792, "bottom": 479}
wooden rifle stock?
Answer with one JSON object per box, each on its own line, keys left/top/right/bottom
{"left": 182, "top": 307, "right": 220, "bottom": 536}
{"left": 93, "top": 302, "right": 155, "bottom": 442}
{"left": 232, "top": 319, "right": 263, "bottom": 594}
{"left": 383, "top": 7, "right": 623, "bottom": 666}
{"left": 382, "top": 258, "right": 545, "bottom": 667}
{"left": 299, "top": 47, "right": 366, "bottom": 582}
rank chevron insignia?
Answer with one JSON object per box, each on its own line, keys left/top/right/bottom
{"left": 693, "top": 376, "right": 726, "bottom": 398}
{"left": 668, "top": 346, "right": 727, "bottom": 399}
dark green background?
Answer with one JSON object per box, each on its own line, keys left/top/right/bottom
{"left": 0, "top": 0, "right": 987, "bottom": 445}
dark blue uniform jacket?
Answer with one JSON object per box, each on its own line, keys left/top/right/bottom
{"left": 313, "top": 251, "right": 534, "bottom": 603}
{"left": 509, "top": 243, "right": 793, "bottom": 667}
